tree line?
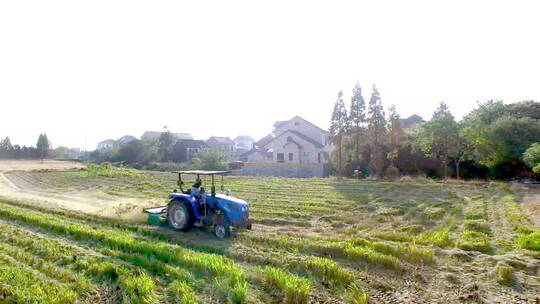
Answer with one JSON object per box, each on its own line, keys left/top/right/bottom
{"left": 91, "top": 128, "right": 229, "bottom": 170}
{"left": 0, "top": 134, "right": 51, "bottom": 160}
{"left": 329, "top": 84, "right": 540, "bottom": 179}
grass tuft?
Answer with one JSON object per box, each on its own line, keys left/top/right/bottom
{"left": 263, "top": 267, "right": 312, "bottom": 304}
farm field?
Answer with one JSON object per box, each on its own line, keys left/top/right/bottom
{"left": 0, "top": 164, "right": 539, "bottom": 303}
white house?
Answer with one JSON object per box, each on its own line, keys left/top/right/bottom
{"left": 233, "top": 135, "right": 255, "bottom": 152}
{"left": 264, "top": 116, "right": 332, "bottom": 164}
{"left": 97, "top": 139, "right": 115, "bottom": 150}
{"left": 117, "top": 135, "right": 137, "bottom": 144}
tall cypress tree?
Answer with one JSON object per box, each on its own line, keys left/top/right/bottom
{"left": 36, "top": 133, "right": 51, "bottom": 159}
{"left": 349, "top": 83, "right": 366, "bottom": 165}
{"left": 329, "top": 90, "right": 348, "bottom": 175}
{"left": 0, "top": 137, "right": 14, "bottom": 159}
{"left": 387, "top": 105, "right": 405, "bottom": 166}
{"left": 366, "top": 85, "right": 388, "bottom": 176}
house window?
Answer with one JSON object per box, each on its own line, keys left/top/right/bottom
{"left": 318, "top": 153, "right": 321, "bottom": 163}
{"left": 277, "top": 153, "right": 284, "bottom": 163}
{"left": 288, "top": 153, "right": 293, "bottom": 161}
{"left": 294, "top": 121, "right": 300, "bottom": 126}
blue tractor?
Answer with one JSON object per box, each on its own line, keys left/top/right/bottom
{"left": 145, "top": 171, "right": 251, "bottom": 238}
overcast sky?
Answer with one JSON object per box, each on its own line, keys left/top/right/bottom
{"left": 1, "top": 1, "right": 539, "bottom": 149}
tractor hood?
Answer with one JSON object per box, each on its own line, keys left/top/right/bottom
{"left": 214, "top": 194, "right": 250, "bottom": 227}
{"left": 215, "top": 194, "right": 248, "bottom": 206}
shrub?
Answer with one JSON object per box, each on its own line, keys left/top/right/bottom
{"left": 86, "top": 163, "right": 141, "bottom": 178}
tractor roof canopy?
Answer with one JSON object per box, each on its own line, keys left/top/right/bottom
{"left": 171, "top": 170, "right": 230, "bottom": 175}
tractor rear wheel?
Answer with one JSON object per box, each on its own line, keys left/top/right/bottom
{"left": 168, "top": 200, "right": 194, "bottom": 231}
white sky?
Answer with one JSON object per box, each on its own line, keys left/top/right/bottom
{"left": 1, "top": 1, "right": 539, "bottom": 149}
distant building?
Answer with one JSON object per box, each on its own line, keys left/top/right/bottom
{"left": 400, "top": 114, "right": 425, "bottom": 129}
{"left": 206, "top": 136, "right": 235, "bottom": 152}
{"left": 97, "top": 139, "right": 115, "bottom": 150}
{"left": 141, "top": 131, "right": 193, "bottom": 141}
{"left": 233, "top": 135, "right": 255, "bottom": 153}
{"left": 117, "top": 135, "right": 137, "bottom": 144}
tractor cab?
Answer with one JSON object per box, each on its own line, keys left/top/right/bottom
{"left": 145, "top": 170, "right": 251, "bottom": 238}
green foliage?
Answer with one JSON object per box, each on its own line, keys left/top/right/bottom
{"left": 518, "top": 232, "right": 540, "bottom": 251}
{"left": 86, "top": 163, "right": 141, "bottom": 178}
{"left": 523, "top": 142, "right": 540, "bottom": 173}
{"left": 412, "top": 102, "right": 458, "bottom": 177}
{"left": 190, "top": 148, "right": 229, "bottom": 171}
{"left": 366, "top": 85, "right": 388, "bottom": 177}
{"left": 158, "top": 127, "right": 175, "bottom": 161}
{"left": 0, "top": 136, "right": 14, "bottom": 159}
{"left": 120, "top": 270, "right": 157, "bottom": 304}
{"left": 36, "top": 133, "right": 51, "bottom": 159}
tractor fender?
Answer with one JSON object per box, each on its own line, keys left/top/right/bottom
{"left": 168, "top": 193, "right": 201, "bottom": 218}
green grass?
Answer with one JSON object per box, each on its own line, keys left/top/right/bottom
{"left": 263, "top": 267, "right": 312, "bottom": 304}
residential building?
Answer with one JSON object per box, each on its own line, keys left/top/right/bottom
{"left": 141, "top": 131, "right": 193, "bottom": 141}
{"left": 264, "top": 116, "right": 332, "bottom": 164}
{"left": 233, "top": 135, "right": 255, "bottom": 152}
{"left": 117, "top": 135, "right": 137, "bottom": 144}
{"left": 97, "top": 139, "right": 115, "bottom": 150}
{"left": 206, "top": 136, "right": 235, "bottom": 152}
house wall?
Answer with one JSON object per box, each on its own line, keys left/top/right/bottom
{"left": 232, "top": 162, "right": 328, "bottom": 178}
{"left": 245, "top": 152, "right": 271, "bottom": 162}
{"left": 267, "top": 131, "right": 324, "bottom": 164}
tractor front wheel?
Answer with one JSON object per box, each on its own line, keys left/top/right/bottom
{"left": 168, "top": 201, "right": 193, "bottom": 231}
{"left": 214, "top": 223, "right": 231, "bottom": 239}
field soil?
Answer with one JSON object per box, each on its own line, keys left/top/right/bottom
{"left": 0, "top": 159, "right": 85, "bottom": 172}
{"left": 0, "top": 160, "right": 158, "bottom": 220}
{"left": 0, "top": 160, "right": 538, "bottom": 303}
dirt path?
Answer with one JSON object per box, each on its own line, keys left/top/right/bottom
{"left": 522, "top": 190, "right": 540, "bottom": 226}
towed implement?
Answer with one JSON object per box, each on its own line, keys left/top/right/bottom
{"left": 144, "top": 170, "right": 251, "bottom": 238}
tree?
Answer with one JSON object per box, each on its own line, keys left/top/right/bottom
{"left": 329, "top": 90, "right": 349, "bottom": 174}
{"left": 116, "top": 140, "right": 145, "bottom": 164}
{"left": 349, "top": 83, "right": 366, "bottom": 166}
{"left": 484, "top": 116, "right": 540, "bottom": 166}
{"left": 387, "top": 105, "right": 405, "bottom": 167}
{"left": 191, "top": 148, "right": 229, "bottom": 170}
{"left": 0, "top": 137, "right": 14, "bottom": 159}
{"left": 523, "top": 143, "right": 540, "bottom": 173}
{"left": 36, "top": 134, "right": 51, "bottom": 159}
{"left": 158, "top": 126, "right": 175, "bottom": 161}
{"left": 413, "top": 102, "right": 459, "bottom": 178}
{"left": 366, "top": 85, "right": 388, "bottom": 177}
{"left": 505, "top": 100, "right": 540, "bottom": 120}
